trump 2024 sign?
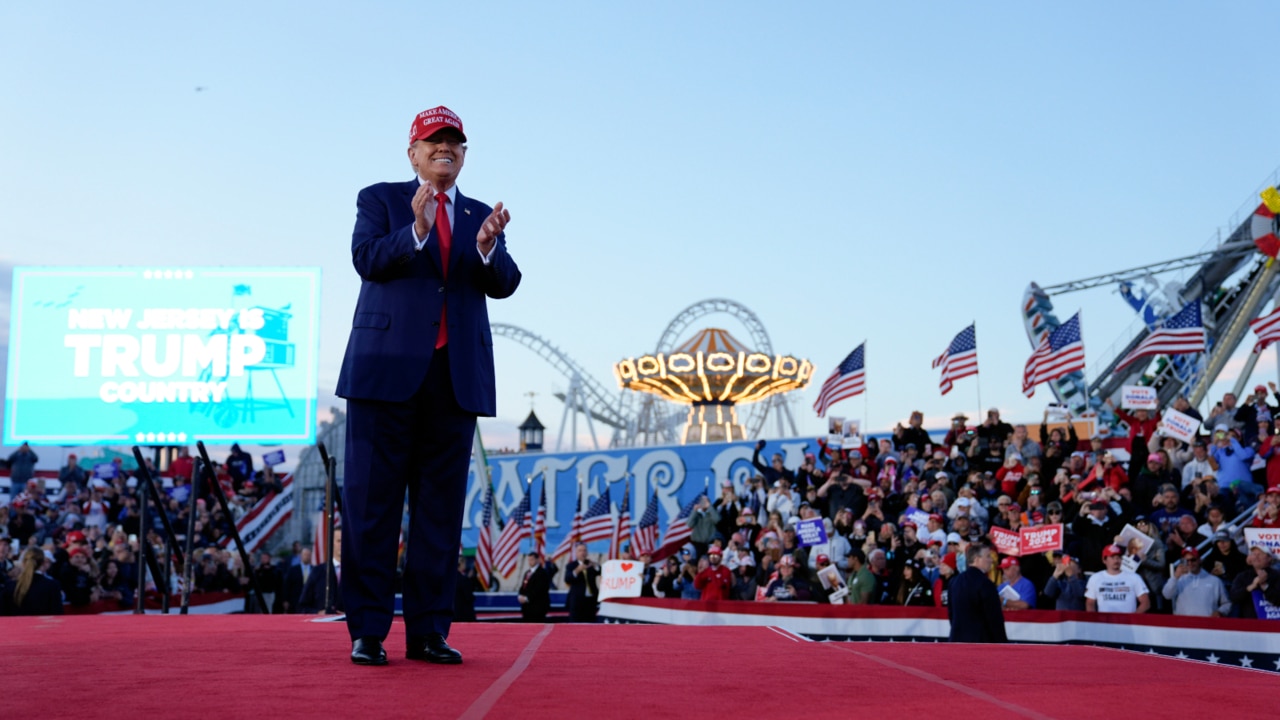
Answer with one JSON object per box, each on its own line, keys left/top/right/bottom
{"left": 4, "top": 267, "right": 321, "bottom": 445}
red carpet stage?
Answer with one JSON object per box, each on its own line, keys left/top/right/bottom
{"left": 3, "top": 615, "right": 1277, "bottom": 719}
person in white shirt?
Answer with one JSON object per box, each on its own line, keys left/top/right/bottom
{"left": 1085, "top": 544, "right": 1150, "bottom": 613}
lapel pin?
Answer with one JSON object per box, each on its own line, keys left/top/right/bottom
{"left": 464, "top": 208, "right": 471, "bottom": 215}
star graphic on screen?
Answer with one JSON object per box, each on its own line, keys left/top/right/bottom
{"left": 1206, "top": 653, "right": 1220, "bottom": 664}
{"left": 1146, "top": 649, "right": 1157, "bottom": 655}
{"left": 1273, "top": 657, "right": 1280, "bottom": 671}
{"left": 1239, "top": 656, "right": 1254, "bottom": 668}
{"left": 1175, "top": 651, "right": 1189, "bottom": 659}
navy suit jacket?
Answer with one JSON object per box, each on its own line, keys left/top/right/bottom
{"left": 336, "top": 179, "right": 521, "bottom": 415}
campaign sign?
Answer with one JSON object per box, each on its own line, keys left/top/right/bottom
{"left": 1019, "top": 524, "right": 1063, "bottom": 554}
{"left": 598, "top": 560, "right": 645, "bottom": 601}
{"left": 796, "top": 519, "right": 828, "bottom": 547}
{"left": 4, "top": 267, "right": 321, "bottom": 446}
{"left": 1158, "top": 409, "right": 1201, "bottom": 444}
{"left": 902, "top": 507, "right": 931, "bottom": 529}
{"left": 92, "top": 462, "right": 117, "bottom": 480}
{"left": 1253, "top": 592, "right": 1280, "bottom": 621}
{"left": 263, "top": 449, "right": 286, "bottom": 467}
{"left": 1121, "top": 385, "right": 1158, "bottom": 410}
{"left": 1045, "top": 403, "right": 1070, "bottom": 422}
{"left": 1243, "top": 528, "right": 1280, "bottom": 558}
{"left": 989, "top": 527, "right": 1021, "bottom": 556}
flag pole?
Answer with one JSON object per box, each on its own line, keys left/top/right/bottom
{"left": 974, "top": 321, "right": 982, "bottom": 422}
{"left": 863, "top": 340, "right": 869, "bottom": 444}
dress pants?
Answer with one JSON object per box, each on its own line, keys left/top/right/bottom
{"left": 342, "top": 346, "right": 476, "bottom": 641}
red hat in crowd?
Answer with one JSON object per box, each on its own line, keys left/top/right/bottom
{"left": 409, "top": 106, "right": 467, "bottom": 145}
{"left": 69, "top": 547, "right": 90, "bottom": 559}
{"left": 739, "top": 507, "right": 755, "bottom": 518}
{"left": 928, "top": 513, "right": 943, "bottom": 524}
{"left": 1267, "top": 486, "right": 1280, "bottom": 496}
{"left": 1000, "top": 557, "right": 1019, "bottom": 569}
{"left": 927, "top": 539, "right": 943, "bottom": 548}
{"left": 941, "top": 552, "right": 958, "bottom": 571}
{"left": 1102, "top": 544, "right": 1124, "bottom": 558}
{"left": 778, "top": 554, "right": 796, "bottom": 566}
{"left": 1181, "top": 547, "right": 1200, "bottom": 559}
{"left": 815, "top": 554, "right": 831, "bottom": 565}
{"left": 64, "top": 530, "right": 86, "bottom": 547}
{"left": 707, "top": 545, "right": 723, "bottom": 556}
{"left": 901, "top": 521, "right": 917, "bottom": 530}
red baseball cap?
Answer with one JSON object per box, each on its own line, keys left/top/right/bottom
{"left": 901, "top": 521, "right": 917, "bottom": 530}
{"left": 815, "top": 553, "right": 831, "bottom": 565}
{"left": 928, "top": 513, "right": 943, "bottom": 524}
{"left": 1181, "top": 547, "right": 1200, "bottom": 559}
{"left": 778, "top": 554, "right": 796, "bottom": 566}
{"left": 409, "top": 106, "right": 467, "bottom": 145}
{"left": 1102, "top": 544, "right": 1123, "bottom": 558}
{"left": 941, "top": 552, "right": 958, "bottom": 571}
{"left": 1000, "top": 557, "right": 1019, "bottom": 569}
{"left": 64, "top": 530, "right": 86, "bottom": 546}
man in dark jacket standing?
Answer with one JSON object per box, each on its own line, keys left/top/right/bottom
{"left": 517, "top": 552, "right": 551, "bottom": 622}
{"left": 947, "top": 544, "right": 1007, "bottom": 643}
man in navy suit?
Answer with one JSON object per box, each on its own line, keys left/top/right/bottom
{"left": 337, "top": 105, "right": 521, "bottom": 666}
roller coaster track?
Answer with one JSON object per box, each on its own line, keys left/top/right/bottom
{"left": 490, "top": 323, "right": 628, "bottom": 431}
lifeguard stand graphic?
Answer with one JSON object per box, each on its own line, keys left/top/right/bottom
{"left": 190, "top": 300, "right": 296, "bottom": 428}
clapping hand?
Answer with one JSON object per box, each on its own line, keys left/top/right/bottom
{"left": 476, "top": 202, "right": 511, "bottom": 254}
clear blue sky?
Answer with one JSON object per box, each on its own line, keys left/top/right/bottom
{"left": 3, "top": 2, "right": 1280, "bottom": 459}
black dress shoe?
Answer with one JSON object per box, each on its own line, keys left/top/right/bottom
{"left": 406, "top": 633, "right": 463, "bottom": 664}
{"left": 351, "top": 637, "right": 388, "bottom": 666}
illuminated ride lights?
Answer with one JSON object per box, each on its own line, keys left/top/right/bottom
{"left": 613, "top": 328, "right": 813, "bottom": 444}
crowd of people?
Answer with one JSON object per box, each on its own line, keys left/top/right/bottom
{"left": 0, "top": 443, "right": 297, "bottom": 615}
{"left": 620, "top": 396, "right": 1280, "bottom": 620}
{"left": 8, "top": 390, "right": 1280, "bottom": 624}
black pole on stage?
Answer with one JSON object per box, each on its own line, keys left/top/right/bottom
{"left": 180, "top": 458, "right": 201, "bottom": 614}
{"left": 132, "top": 447, "right": 186, "bottom": 614}
{"left": 195, "top": 441, "right": 267, "bottom": 613}
{"left": 134, "top": 461, "right": 148, "bottom": 615}
{"left": 317, "top": 442, "right": 339, "bottom": 614}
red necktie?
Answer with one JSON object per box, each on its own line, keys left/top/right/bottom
{"left": 434, "top": 192, "right": 450, "bottom": 348}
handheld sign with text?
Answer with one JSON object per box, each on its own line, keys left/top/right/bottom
{"left": 598, "top": 560, "right": 645, "bottom": 601}
{"left": 263, "top": 449, "right": 286, "bottom": 467}
{"left": 795, "top": 519, "right": 828, "bottom": 547}
{"left": 1244, "top": 528, "right": 1280, "bottom": 558}
{"left": 1158, "top": 409, "right": 1201, "bottom": 445}
{"left": 903, "top": 507, "right": 931, "bottom": 529}
{"left": 93, "top": 462, "right": 118, "bottom": 480}
{"left": 1121, "top": 385, "right": 1158, "bottom": 410}
{"left": 1045, "top": 403, "right": 1070, "bottom": 422}
{"left": 1019, "top": 524, "right": 1064, "bottom": 554}
{"left": 989, "top": 527, "right": 1021, "bottom": 556}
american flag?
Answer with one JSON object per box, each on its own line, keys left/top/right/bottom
{"left": 578, "top": 489, "right": 614, "bottom": 544}
{"left": 1023, "top": 312, "right": 1086, "bottom": 398}
{"left": 532, "top": 483, "right": 547, "bottom": 558}
{"left": 632, "top": 491, "right": 660, "bottom": 557}
{"left": 933, "top": 324, "right": 978, "bottom": 395}
{"left": 651, "top": 497, "right": 699, "bottom": 562}
{"left": 493, "top": 486, "right": 531, "bottom": 576}
{"left": 813, "top": 343, "right": 866, "bottom": 417}
{"left": 551, "top": 486, "right": 583, "bottom": 561}
{"left": 609, "top": 481, "right": 631, "bottom": 559}
{"left": 1115, "top": 301, "right": 1206, "bottom": 370}
{"left": 475, "top": 483, "right": 497, "bottom": 590}
{"left": 1251, "top": 305, "right": 1280, "bottom": 353}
